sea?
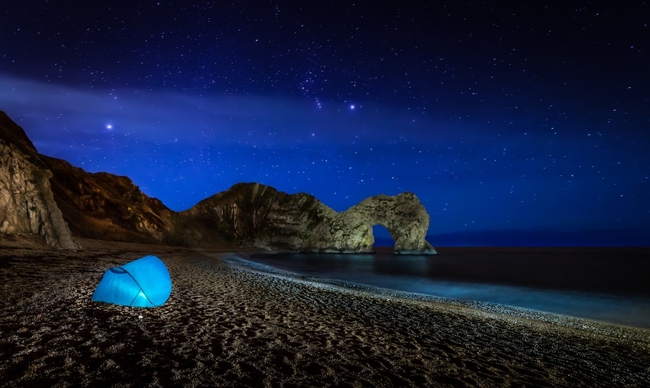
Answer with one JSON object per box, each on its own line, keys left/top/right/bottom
{"left": 243, "top": 247, "right": 650, "bottom": 329}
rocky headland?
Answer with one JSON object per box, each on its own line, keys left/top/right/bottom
{"left": 181, "top": 183, "right": 435, "bottom": 254}
{"left": 0, "top": 111, "right": 435, "bottom": 254}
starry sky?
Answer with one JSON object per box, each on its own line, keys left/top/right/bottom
{"left": 1, "top": 1, "right": 648, "bottom": 246}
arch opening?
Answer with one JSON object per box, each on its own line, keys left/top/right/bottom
{"left": 372, "top": 224, "right": 394, "bottom": 249}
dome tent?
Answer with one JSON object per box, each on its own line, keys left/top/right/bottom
{"left": 92, "top": 255, "right": 171, "bottom": 307}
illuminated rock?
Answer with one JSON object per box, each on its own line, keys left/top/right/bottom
{"left": 0, "top": 110, "right": 436, "bottom": 254}
{"left": 0, "top": 112, "right": 80, "bottom": 249}
{"left": 186, "top": 182, "right": 436, "bottom": 254}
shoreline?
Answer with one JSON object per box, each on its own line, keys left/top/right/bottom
{"left": 1, "top": 239, "right": 649, "bottom": 386}
{"left": 228, "top": 252, "right": 650, "bottom": 344}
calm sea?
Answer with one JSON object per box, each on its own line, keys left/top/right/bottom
{"left": 247, "top": 247, "right": 650, "bottom": 328}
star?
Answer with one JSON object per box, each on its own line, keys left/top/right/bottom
{"left": 0, "top": 1, "right": 646, "bottom": 246}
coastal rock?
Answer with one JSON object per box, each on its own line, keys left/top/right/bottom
{"left": 0, "top": 111, "right": 39, "bottom": 157}
{"left": 42, "top": 155, "right": 176, "bottom": 245}
{"left": 183, "top": 182, "right": 436, "bottom": 254}
{"left": 181, "top": 182, "right": 337, "bottom": 249}
{"left": 310, "top": 192, "right": 437, "bottom": 254}
{"left": 0, "top": 113, "right": 80, "bottom": 249}
{"left": 0, "top": 110, "right": 436, "bottom": 254}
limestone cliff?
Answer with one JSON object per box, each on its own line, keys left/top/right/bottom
{"left": 181, "top": 182, "right": 436, "bottom": 254}
{"left": 179, "top": 182, "right": 337, "bottom": 249}
{"left": 38, "top": 163, "right": 434, "bottom": 253}
{"left": 0, "top": 110, "right": 436, "bottom": 253}
{"left": 0, "top": 113, "right": 80, "bottom": 249}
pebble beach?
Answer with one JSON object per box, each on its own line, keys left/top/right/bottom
{"left": 1, "top": 236, "right": 649, "bottom": 387}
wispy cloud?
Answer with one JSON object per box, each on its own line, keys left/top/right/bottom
{"left": 0, "top": 73, "right": 456, "bottom": 149}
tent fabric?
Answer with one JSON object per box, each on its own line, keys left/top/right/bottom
{"left": 92, "top": 255, "right": 171, "bottom": 307}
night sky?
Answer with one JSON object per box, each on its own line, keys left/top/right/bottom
{"left": 1, "top": 1, "right": 648, "bottom": 246}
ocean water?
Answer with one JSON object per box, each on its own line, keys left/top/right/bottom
{"left": 248, "top": 247, "right": 650, "bottom": 328}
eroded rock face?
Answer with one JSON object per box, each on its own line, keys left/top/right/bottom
{"left": 311, "top": 192, "right": 437, "bottom": 254}
{"left": 42, "top": 155, "right": 177, "bottom": 245}
{"left": 180, "top": 182, "right": 337, "bottom": 249}
{"left": 183, "top": 182, "right": 436, "bottom": 254}
{"left": 0, "top": 115, "right": 80, "bottom": 249}
{"left": 0, "top": 110, "right": 436, "bottom": 253}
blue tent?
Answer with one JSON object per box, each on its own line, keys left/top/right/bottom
{"left": 92, "top": 255, "right": 171, "bottom": 307}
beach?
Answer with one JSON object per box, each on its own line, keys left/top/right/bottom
{"left": 1, "top": 236, "right": 649, "bottom": 387}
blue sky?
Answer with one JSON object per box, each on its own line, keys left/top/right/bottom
{"left": 1, "top": 1, "right": 648, "bottom": 245}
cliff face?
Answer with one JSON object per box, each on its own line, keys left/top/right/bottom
{"left": 180, "top": 182, "right": 337, "bottom": 249}
{"left": 0, "top": 111, "right": 436, "bottom": 254}
{"left": 0, "top": 113, "right": 80, "bottom": 249}
{"left": 0, "top": 112, "right": 39, "bottom": 157}
{"left": 41, "top": 155, "right": 175, "bottom": 245}
{"left": 180, "top": 182, "right": 436, "bottom": 254}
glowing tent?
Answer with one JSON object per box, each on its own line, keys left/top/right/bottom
{"left": 92, "top": 255, "right": 171, "bottom": 307}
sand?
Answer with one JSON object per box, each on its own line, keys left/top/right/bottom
{"left": 1, "top": 236, "right": 649, "bottom": 387}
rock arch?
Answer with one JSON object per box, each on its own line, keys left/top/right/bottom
{"left": 299, "top": 191, "right": 437, "bottom": 254}
{"left": 351, "top": 192, "right": 436, "bottom": 254}
{"left": 149, "top": 182, "right": 437, "bottom": 254}
{"left": 371, "top": 224, "right": 395, "bottom": 247}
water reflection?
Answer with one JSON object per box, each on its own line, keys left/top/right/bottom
{"left": 374, "top": 254, "right": 428, "bottom": 276}
{"left": 249, "top": 248, "right": 650, "bottom": 328}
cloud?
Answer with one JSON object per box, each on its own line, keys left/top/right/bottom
{"left": 0, "top": 73, "right": 471, "bottom": 150}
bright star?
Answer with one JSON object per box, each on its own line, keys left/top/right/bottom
{"left": 350, "top": 104, "right": 355, "bottom": 110}
{"left": 106, "top": 124, "right": 113, "bottom": 130}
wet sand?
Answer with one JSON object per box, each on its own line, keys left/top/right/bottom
{"left": 1, "top": 236, "right": 649, "bottom": 387}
